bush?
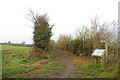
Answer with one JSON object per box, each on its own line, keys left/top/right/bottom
{"left": 28, "top": 48, "right": 47, "bottom": 59}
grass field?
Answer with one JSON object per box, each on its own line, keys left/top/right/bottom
{"left": 2, "top": 45, "right": 32, "bottom": 78}
{"left": 2, "top": 45, "right": 64, "bottom": 78}
{"left": 2, "top": 45, "right": 31, "bottom": 54}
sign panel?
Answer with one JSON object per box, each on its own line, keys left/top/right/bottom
{"left": 91, "top": 49, "right": 105, "bottom": 57}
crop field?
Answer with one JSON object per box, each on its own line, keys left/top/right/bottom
{"left": 2, "top": 45, "right": 31, "bottom": 54}
{"left": 2, "top": 45, "right": 32, "bottom": 78}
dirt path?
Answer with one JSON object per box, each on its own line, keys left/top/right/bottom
{"left": 16, "top": 51, "right": 75, "bottom": 78}
{"left": 52, "top": 55, "right": 74, "bottom": 78}
{"left": 18, "top": 56, "right": 75, "bottom": 78}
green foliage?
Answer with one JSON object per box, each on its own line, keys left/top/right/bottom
{"left": 72, "top": 39, "right": 84, "bottom": 55}
{"left": 30, "top": 11, "right": 53, "bottom": 51}
{"left": 19, "top": 59, "right": 34, "bottom": 64}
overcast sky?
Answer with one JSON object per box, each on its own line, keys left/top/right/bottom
{"left": 0, "top": 0, "right": 119, "bottom": 44}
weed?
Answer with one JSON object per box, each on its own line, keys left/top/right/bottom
{"left": 81, "top": 62, "right": 118, "bottom": 78}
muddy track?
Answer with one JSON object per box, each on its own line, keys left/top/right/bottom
{"left": 52, "top": 56, "right": 74, "bottom": 78}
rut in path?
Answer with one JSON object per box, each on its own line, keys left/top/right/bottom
{"left": 52, "top": 56, "right": 74, "bottom": 78}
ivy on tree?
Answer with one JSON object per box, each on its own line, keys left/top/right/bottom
{"left": 28, "top": 10, "right": 53, "bottom": 51}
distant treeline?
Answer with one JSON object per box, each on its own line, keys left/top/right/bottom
{"left": 0, "top": 43, "right": 33, "bottom": 47}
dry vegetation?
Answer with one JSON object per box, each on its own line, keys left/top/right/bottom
{"left": 55, "top": 16, "right": 118, "bottom": 62}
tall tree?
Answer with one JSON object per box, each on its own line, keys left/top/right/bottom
{"left": 28, "top": 10, "right": 53, "bottom": 51}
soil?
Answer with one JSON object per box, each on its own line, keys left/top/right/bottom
{"left": 2, "top": 50, "right": 11, "bottom": 51}
{"left": 52, "top": 56, "right": 74, "bottom": 78}
{"left": 2, "top": 50, "right": 12, "bottom": 54}
{"left": 3, "top": 53, "right": 13, "bottom": 54}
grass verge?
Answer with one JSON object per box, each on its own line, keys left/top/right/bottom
{"left": 73, "top": 57, "right": 118, "bottom": 78}
{"left": 81, "top": 62, "right": 119, "bottom": 78}
{"left": 16, "top": 60, "right": 65, "bottom": 78}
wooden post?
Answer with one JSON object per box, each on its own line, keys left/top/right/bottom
{"left": 105, "top": 42, "right": 108, "bottom": 62}
{"left": 92, "top": 56, "right": 94, "bottom": 63}
{"left": 100, "top": 57, "right": 104, "bottom": 65}
{"left": 95, "top": 57, "right": 97, "bottom": 64}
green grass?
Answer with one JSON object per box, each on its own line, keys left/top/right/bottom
{"left": 82, "top": 62, "right": 118, "bottom": 78}
{"left": 2, "top": 45, "right": 31, "bottom": 54}
{"left": 73, "top": 61, "right": 118, "bottom": 78}
{"left": 47, "top": 49, "right": 58, "bottom": 57}
{"left": 17, "top": 60, "right": 65, "bottom": 78}
{"left": 44, "top": 60, "right": 65, "bottom": 72}
{"left": 2, "top": 45, "right": 62, "bottom": 78}
{"left": 0, "top": 45, "right": 2, "bottom": 79}
{"left": 38, "top": 60, "right": 65, "bottom": 78}
{"left": 2, "top": 45, "right": 33, "bottom": 78}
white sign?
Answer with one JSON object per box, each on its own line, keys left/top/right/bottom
{"left": 91, "top": 49, "right": 105, "bottom": 57}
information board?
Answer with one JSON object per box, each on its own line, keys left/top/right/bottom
{"left": 91, "top": 49, "right": 105, "bottom": 57}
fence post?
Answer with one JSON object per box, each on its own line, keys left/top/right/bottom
{"left": 105, "top": 42, "right": 108, "bottom": 62}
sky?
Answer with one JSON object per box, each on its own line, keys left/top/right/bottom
{"left": 0, "top": 0, "right": 119, "bottom": 44}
